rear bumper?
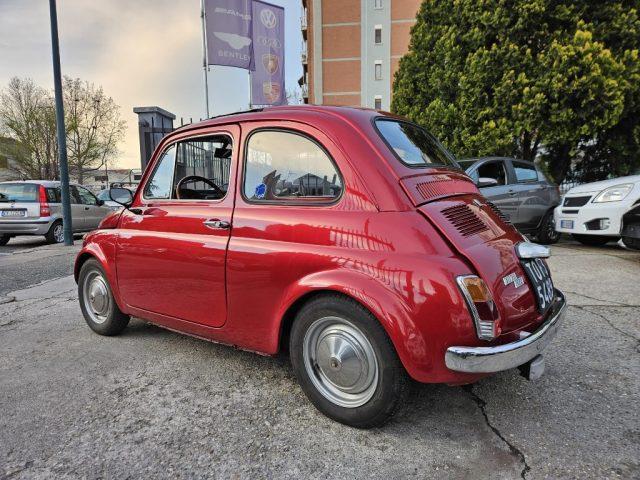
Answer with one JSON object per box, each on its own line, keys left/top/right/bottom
{"left": 445, "top": 289, "right": 567, "bottom": 373}
{"left": 0, "top": 220, "right": 52, "bottom": 235}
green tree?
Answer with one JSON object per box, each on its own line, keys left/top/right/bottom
{"left": 392, "top": 0, "right": 640, "bottom": 183}
{"left": 0, "top": 77, "right": 126, "bottom": 183}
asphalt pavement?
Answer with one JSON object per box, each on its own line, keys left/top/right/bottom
{"left": 0, "top": 238, "right": 638, "bottom": 479}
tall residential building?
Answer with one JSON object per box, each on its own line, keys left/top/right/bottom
{"left": 300, "top": 0, "right": 421, "bottom": 110}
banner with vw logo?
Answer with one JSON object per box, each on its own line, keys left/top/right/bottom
{"left": 205, "top": 0, "right": 254, "bottom": 70}
{"left": 250, "top": 0, "right": 285, "bottom": 105}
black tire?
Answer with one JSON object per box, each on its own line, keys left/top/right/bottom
{"left": 572, "top": 234, "right": 616, "bottom": 247}
{"left": 45, "top": 220, "right": 64, "bottom": 244}
{"left": 535, "top": 210, "right": 561, "bottom": 245}
{"left": 0, "top": 235, "right": 10, "bottom": 246}
{"left": 78, "top": 258, "right": 129, "bottom": 336}
{"left": 622, "top": 236, "right": 640, "bottom": 250}
{"left": 290, "top": 294, "right": 409, "bottom": 428}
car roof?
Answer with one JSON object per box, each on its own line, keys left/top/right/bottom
{"left": 0, "top": 180, "right": 61, "bottom": 186}
{"left": 171, "top": 105, "right": 397, "bottom": 134}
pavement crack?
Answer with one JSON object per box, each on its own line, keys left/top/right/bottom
{"left": 563, "top": 290, "right": 635, "bottom": 307}
{"left": 572, "top": 305, "right": 640, "bottom": 346}
{"left": 464, "top": 385, "right": 531, "bottom": 479}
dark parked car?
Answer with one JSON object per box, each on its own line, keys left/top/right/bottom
{"left": 457, "top": 157, "right": 561, "bottom": 244}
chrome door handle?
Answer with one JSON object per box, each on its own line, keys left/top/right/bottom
{"left": 508, "top": 190, "right": 517, "bottom": 196}
{"left": 204, "top": 219, "right": 230, "bottom": 229}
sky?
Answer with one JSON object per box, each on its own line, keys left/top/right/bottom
{"left": 0, "top": 0, "right": 303, "bottom": 169}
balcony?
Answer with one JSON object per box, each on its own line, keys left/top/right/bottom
{"left": 301, "top": 42, "right": 308, "bottom": 65}
{"left": 301, "top": 84, "right": 309, "bottom": 99}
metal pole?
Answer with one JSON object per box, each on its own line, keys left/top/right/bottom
{"left": 48, "top": 0, "right": 73, "bottom": 246}
{"left": 201, "top": 0, "right": 210, "bottom": 118}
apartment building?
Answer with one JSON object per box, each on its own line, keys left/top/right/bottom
{"left": 300, "top": 0, "right": 421, "bottom": 110}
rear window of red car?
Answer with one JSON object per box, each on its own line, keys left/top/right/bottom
{"left": 375, "top": 119, "right": 457, "bottom": 168}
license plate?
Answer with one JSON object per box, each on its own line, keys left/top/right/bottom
{"left": 0, "top": 210, "right": 26, "bottom": 217}
{"left": 560, "top": 219, "right": 574, "bottom": 229}
{"left": 521, "top": 258, "right": 555, "bottom": 313}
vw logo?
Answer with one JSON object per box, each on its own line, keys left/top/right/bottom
{"left": 260, "top": 8, "right": 277, "bottom": 29}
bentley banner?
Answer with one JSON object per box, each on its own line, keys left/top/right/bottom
{"left": 205, "top": 0, "right": 254, "bottom": 70}
{"left": 250, "top": 1, "right": 285, "bottom": 105}
{"left": 204, "top": 0, "right": 285, "bottom": 105}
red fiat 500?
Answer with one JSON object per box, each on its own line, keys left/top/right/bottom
{"left": 75, "top": 106, "right": 566, "bottom": 427}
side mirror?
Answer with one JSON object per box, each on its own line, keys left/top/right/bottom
{"left": 109, "top": 187, "right": 133, "bottom": 207}
{"left": 96, "top": 199, "right": 104, "bottom": 206}
{"left": 477, "top": 177, "right": 499, "bottom": 188}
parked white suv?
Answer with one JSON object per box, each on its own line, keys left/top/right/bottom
{"left": 0, "top": 180, "right": 113, "bottom": 245}
{"left": 554, "top": 174, "right": 640, "bottom": 246}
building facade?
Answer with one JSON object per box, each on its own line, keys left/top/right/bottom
{"left": 300, "top": 0, "right": 421, "bottom": 110}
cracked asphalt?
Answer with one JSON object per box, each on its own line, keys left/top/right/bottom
{"left": 0, "top": 239, "right": 638, "bottom": 479}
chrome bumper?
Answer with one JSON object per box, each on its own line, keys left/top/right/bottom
{"left": 445, "top": 289, "right": 567, "bottom": 373}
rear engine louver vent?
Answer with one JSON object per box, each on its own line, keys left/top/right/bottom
{"left": 414, "top": 174, "right": 478, "bottom": 202}
{"left": 485, "top": 201, "right": 511, "bottom": 224}
{"left": 441, "top": 204, "right": 488, "bottom": 237}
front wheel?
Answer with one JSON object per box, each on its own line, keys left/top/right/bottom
{"left": 535, "top": 211, "right": 561, "bottom": 244}
{"left": 290, "top": 295, "right": 409, "bottom": 428}
{"left": 572, "top": 234, "right": 616, "bottom": 247}
{"left": 621, "top": 236, "right": 640, "bottom": 250}
{"left": 78, "top": 259, "right": 129, "bottom": 336}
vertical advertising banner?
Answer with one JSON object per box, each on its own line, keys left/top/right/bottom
{"left": 251, "top": 1, "right": 285, "bottom": 105}
{"left": 205, "top": 0, "right": 254, "bottom": 69}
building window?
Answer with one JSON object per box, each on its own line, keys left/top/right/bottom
{"left": 374, "top": 0, "right": 383, "bottom": 9}
{"left": 374, "top": 96, "right": 382, "bottom": 110}
{"left": 375, "top": 61, "right": 382, "bottom": 80}
{"left": 374, "top": 25, "right": 382, "bottom": 44}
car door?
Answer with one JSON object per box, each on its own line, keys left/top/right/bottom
{"left": 75, "top": 185, "right": 110, "bottom": 230}
{"left": 115, "top": 125, "right": 238, "bottom": 328}
{"left": 509, "top": 160, "right": 548, "bottom": 230}
{"left": 69, "top": 186, "right": 88, "bottom": 231}
{"left": 474, "top": 159, "right": 518, "bottom": 222}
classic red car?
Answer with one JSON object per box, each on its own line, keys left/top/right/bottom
{"left": 75, "top": 106, "right": 566, "bottom": 427}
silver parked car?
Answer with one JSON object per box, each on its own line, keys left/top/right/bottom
{"left": 0, "top": 180, "right": 114, "bottom": 245}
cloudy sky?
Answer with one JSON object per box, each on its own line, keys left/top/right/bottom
{"left": 0, "top": 0, "right": 303, "bottom": 169}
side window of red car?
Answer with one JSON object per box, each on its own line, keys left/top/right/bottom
{"left": 243, "top": 130, "right": 343, "bottom": 203}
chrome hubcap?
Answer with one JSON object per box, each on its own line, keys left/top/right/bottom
{"left": 53, "top": 224, "right": 64, "bottom": 243}
{"left": 82, "top": 271, "right": 111, "bottom": 324}
{"left": 303, "top": 316, "right": 378, "bottom": 408}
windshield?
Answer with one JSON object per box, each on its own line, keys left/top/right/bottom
{"left": 0, "top": 183, "right": 38, "bottom": 202}
{"left": 455, "top": 159, "right": 477, "bottom": 170}
{"left": 96, "top": 190, "right": 111, "bottom": 201}
{"left": 375, "top": 119, "right": 457, "bottom": 168}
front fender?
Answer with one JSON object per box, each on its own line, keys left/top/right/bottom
{"left": 74, "top": 231, "right": 126, "bottom": 313}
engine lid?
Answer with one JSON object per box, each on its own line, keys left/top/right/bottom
{"left": 418, "top": 194, "right": 542, "bottom": 334}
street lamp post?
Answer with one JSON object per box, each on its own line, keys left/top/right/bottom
{"left": 48, "top": 0, "right": 73, "bottom": 245}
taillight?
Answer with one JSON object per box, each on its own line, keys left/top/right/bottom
{"left": 456, "top": 275, "right": 499, "bottom": 340}
{"left": 39, "top": 184, "right": 51, "bottom": 217}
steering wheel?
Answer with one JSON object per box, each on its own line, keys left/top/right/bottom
{"left": 175, "top": 175, "right": 223, "bottom": 199}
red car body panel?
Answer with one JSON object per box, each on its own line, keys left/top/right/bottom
{"left": 76, "top": 106, "right": 544, "bottom": 384}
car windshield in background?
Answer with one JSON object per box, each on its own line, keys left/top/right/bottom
{"left": 375, "top": 119, "right": 457, "bottom": 168}
{"left": 0, "top": 183, "right": 38, "bottom": 202}
{"left": 97, "top": 190, "right": 111, "bottom": 201}
{"left": 455, "top": 159, "right": 477, "bottom": 170}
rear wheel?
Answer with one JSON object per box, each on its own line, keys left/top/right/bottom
{"left": 572, "top": 234, "right": 615, "bottom": 247}
{"left": 535, "top": 211, "right": 560, "bottom": 244}
{"left": 45, "top": 220, "right": 64, "bottom": 244}
{"left": 290, "top": 294, "right": 409, "bottom": 428}
{"left": 78, "top": 258, "right": 129, "bottom": 336}
{"left": 0, "top": 235, "right": 10, "bottom": 246}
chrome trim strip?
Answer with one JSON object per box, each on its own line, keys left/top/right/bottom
{"left": 445, "top": 289, "right": 567, "bottom": 373}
